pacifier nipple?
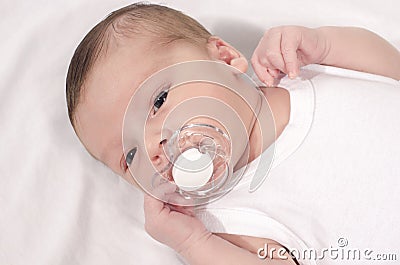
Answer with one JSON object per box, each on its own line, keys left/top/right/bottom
{"left": 172, "top": 148, "right": 214, "bottom": 191}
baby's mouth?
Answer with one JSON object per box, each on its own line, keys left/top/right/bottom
{"left": 158, "top": 161, "right": 174, "bottom": 182}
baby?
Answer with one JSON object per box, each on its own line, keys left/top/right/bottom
{"left": 66, "top": 3, "right": 400, "bottom": 265}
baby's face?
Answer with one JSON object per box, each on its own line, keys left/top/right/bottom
{"left": 74, "top": 36, "right": 252, "bottom": 186}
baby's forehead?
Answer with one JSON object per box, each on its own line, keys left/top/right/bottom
{"left": 86, "top": 38, "right": 162, "bottom": 91}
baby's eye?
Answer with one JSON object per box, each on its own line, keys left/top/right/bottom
{"left": 126, "top": 147, "right": 137, "bottom": 165}
{"left": 153, "top": 90, "right": 168, "bottom": 114}
{"left": 122, "top": 147, "right": 137, "bottom": 172}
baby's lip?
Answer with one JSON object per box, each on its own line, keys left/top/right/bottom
{"left": 156, "top": 161, "right": 174, "bottom": 181}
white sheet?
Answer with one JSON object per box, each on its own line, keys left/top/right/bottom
{"left": 0, "top": 0, "right": 399, "bottom": 264}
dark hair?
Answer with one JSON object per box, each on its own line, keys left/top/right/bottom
{"left": 66, "top": 2, "right": 211, "bottom": 128}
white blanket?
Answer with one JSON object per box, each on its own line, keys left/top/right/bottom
{"left": 0, "top": 0, "right": 399, "bottom": 264}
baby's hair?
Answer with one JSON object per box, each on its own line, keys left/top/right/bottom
{"left": 66, "top": 2, "right": 211, "bottom": 129}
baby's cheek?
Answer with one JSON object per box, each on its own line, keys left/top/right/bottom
{"left": 122, "top": 171, "right": 141, "bottom": 189}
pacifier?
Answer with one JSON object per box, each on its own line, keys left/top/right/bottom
{"left": 162, "top": 123, "right": 231, "bottom": 194}
{"left": 122, "top": 60, "right": 276, "bottom": 206}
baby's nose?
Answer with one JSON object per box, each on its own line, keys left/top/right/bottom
{"left": 149, "top": 139, "right": 168, "bottom": 167}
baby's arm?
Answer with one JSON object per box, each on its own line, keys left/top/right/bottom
{"left": 179, "top": 232, "right": 295, "bottom": 265}
{"left": 317, "top": 26, "right": 400, "bottom": 80}
{"left": 143, "top": 185, "right": 295, "bottom": 265}
{"left": 252, "top": 26, "right": 400, "bottom": 86}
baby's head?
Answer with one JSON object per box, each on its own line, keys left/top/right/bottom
{"left": 66, "top": 3, "right": 254, "bottom": 188}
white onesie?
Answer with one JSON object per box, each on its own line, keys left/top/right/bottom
{"left": 195, "top": 64, "right": 400, "bottom": 265}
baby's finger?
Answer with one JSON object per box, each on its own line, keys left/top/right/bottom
{"left": 144, "top": 180, "right": 176, "bottom": 221}
{"left": 150, "top": 179, "right": 177, "bottom": 199}
{"left": 267, "top": 68, "right": 280, "bottom": 79}
{"left": 169, "top": 203, "right": 195, "bottom": 216}
{"left": 261, "top": 30, "right": 286, "bottom": 73}
{"left": 251, "top": 57, "right": 275, "bottom": 87}
{"left": 143, "top": 193, "right": 165, "bottom": 221}
{"left": 150, "top": 179, "right": 195, "bottom": 208}
{"left": 281, "top": 31, "right": 300, "bottom": 78}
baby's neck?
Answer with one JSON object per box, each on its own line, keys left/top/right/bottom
{"left": 237, "top": 86, "right": 290, "bottom": 168}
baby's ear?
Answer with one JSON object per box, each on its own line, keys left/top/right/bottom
{"left": 207, "top": 36, "right": 248, "bottom": 73}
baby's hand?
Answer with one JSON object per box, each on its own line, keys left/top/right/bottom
{"left": 143, "top": 182, "right": 211, "bottom": 255}
{"left": 251, "top": 26, "right": 328, "bottom": 86}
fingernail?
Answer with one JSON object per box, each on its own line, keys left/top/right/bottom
{"left": 289, "top": 72, "right": 295, "bottom": 79}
